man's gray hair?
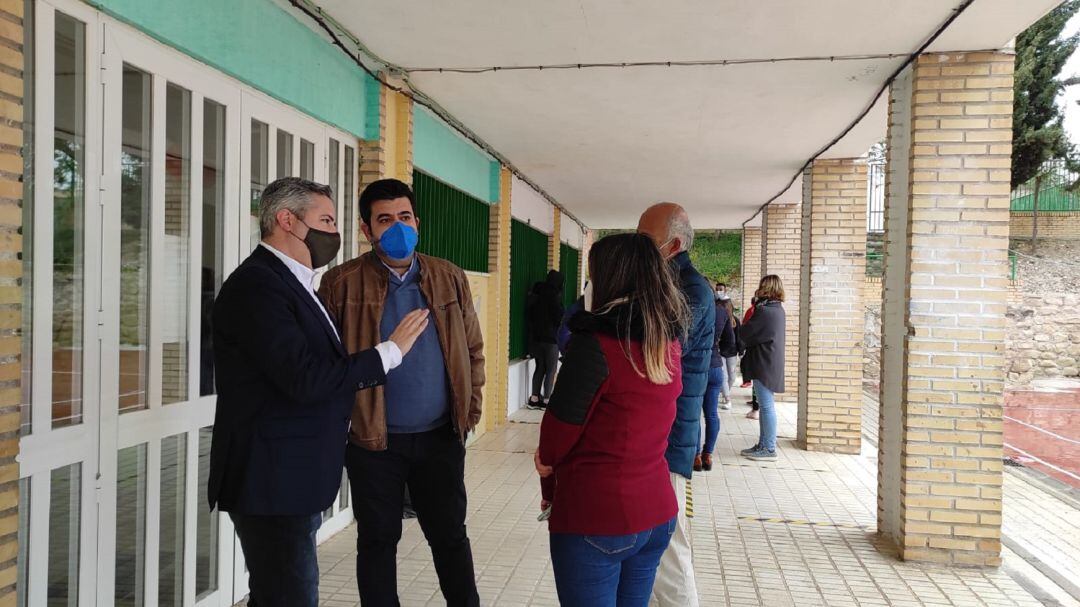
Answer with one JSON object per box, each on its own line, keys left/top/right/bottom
{"left": 258, "top": 177, "right": 334, "bottom": 238}
{"left": 668, "top": 210, "right": 694, "bottom": 252}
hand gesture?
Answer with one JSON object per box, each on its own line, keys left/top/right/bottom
{"left": 388, "top": 309, "right": 430, "bottom": 356}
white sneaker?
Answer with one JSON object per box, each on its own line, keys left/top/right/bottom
{"left": 720, "top": 398, "right": 732, "bottom": 410}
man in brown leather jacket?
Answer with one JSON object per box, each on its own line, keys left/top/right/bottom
{"left": 319, "top": 178, "right": 484, "bottom": 606}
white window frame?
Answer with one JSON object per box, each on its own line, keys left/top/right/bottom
{"left": 18, "top": 2, "right": 365, "bottom": 606}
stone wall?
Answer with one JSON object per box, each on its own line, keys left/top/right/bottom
{"left": 1006, "top": 291, "right": 1080, "bottom": 383}
{"left": 865, "top": 275, "right": 1080, "bottom": 387}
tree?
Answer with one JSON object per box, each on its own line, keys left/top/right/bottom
{"left": 1012, "top": 1, "right": 1080, "bottom": 249}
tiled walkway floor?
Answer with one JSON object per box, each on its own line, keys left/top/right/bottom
{"left": 298, "top": 385, "right": 1075, "bottom": 606}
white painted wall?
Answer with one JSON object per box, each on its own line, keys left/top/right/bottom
{"left": 561, "top": 217, "right": 584, "bottom": 248}
{"left": 507, "top": 359, "right": 533, "bottom": 418}
{"left": 511, "top": 176, "right": 554, "bottom": 234}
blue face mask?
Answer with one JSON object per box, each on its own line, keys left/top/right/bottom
{"left": 378, "top": 222, "right": 419, "bottom": 260}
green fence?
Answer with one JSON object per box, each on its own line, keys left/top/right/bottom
{"left": 509, "top": 220, "right": 550, "bottom": 360}
{"left": 559, "top": 243, "right": 581, "bottom": 308}
{"left": 412, "top": 170, "right": 490, "bottom": 273}
{"left": 1011, "top": 159, "right": 1080, "bottom": 212}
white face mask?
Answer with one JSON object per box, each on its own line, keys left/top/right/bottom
{"left": 583, "top": 281, "right": 593, "bottom": 312}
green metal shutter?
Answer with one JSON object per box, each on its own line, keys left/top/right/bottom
{"left": 509, "top": 219, "right": 550, "bottom": 360}
{"left": 412, "top": 170, "right": 490, "bottom": 272}
{"left": 559, "top": 243, "right": 580, "bottom": 308}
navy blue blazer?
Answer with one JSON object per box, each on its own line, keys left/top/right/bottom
{"left": 208, "top": 246, "right": 386, "bottom": 516}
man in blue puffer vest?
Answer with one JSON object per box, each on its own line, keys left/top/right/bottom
{"left": 637, "top": 203, "right": 714, "bottom": 607}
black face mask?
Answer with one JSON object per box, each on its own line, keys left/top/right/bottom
{"left": 290, "top": 216, "right": 341, "bottom": 268}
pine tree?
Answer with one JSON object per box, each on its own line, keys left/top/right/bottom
{"left": 1012, "top": 0, "right": 1080, "bottom": 189}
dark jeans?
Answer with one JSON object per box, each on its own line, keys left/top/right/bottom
{"left": 229, "top": 512, "right": 321, "bottom": 607}
{"left": 549, "top": 518, "right": 676, "bottom": 607}
{"left": 529, "top": 341, "right": 559, "bottom": 400}
{"left": 700, "top": 366, "right": 724, "bottom": 454}
{"left": 346, "top": 425, "right": 479, "bottom": 607}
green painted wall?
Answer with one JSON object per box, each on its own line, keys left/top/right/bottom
{"left": 88, "top": 0, "right": 378, "bottom": 140}
{"left": 413, "top": 106, "right": 499, "bottom": 203}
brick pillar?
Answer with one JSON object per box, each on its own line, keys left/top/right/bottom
{"left": 485, "top": 168, "right": 513, "bottom": 430}
{"left": 0, "top": 0, "right": 22, "bottom": 599}
{"left": 761, "top": 203, "right": 802, "bottom": 400}
{"left": 549, "top": 207, "right": 561, "bottom": 271}
{"left": 797, "top": 159, "right": 867, "bottom": 453}
{"left": 741, "top": 227, "right": 762, "bottom": 313}
{"left": 877, "top": 52, "right": 1013, "bottom": 567}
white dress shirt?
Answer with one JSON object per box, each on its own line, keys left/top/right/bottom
{"left": 260, "top": 242, "right": 402, "bottom": 373}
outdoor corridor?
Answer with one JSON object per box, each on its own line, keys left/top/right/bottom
{"left": 298, "top": 386, "right": 1080, "bottom": 607}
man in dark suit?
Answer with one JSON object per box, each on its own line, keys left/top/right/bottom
{"left": 208, "top": 177, "right": 429, "bottom": 607}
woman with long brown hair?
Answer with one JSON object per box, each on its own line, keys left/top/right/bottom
{"left": 534, "top": 233, "right": 690, "bottom": 606}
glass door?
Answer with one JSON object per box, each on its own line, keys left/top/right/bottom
{"left": 99, "top": 14, "right": 241, "bottom": 607}
{"left": 18, "top": 3, "right": 103, "bottom": 606}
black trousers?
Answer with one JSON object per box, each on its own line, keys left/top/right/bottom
{"left": 529, "top": 341, "right": 559, "bottom": 400}
{"left": 230, "top": 512, "right": 321, "bottom": 607}
{"left": 346, "top": 425, "right": 480, "bottom": 607}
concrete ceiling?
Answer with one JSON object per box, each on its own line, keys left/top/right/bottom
{"left": 314, "top": 0, "right": 1060, "bottom": 228}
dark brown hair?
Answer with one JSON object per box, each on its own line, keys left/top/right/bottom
{"left": 588, "top": 233, "right": 689, "bottom": 383}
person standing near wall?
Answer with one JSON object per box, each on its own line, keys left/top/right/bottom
{"left": 319, "top": 178, "right": 485, "bottom": 607}
{"left": 526, "top": 270, "right": 565, "bottom": 409}
{"left": 637, "top": 202, "right": 714, "bottom": 607}
{"left": 738, "top": 275, "right": 787, "bottom": 462}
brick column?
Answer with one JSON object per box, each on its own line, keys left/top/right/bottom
{"left": 797, "top": 160, "right": 867, "bottom": 453}
{"left": 549, "top": 207, "right": 561, "bottom": 271}
{"left": 0, "top": 0, "right": 22, "bottom": 598}
{"left": 761, "top": 203, "right": 802, "bottom": 400}
{"left": 877, "top": 52, "right": 1013, "bottom": 567}
{"left": 356, "top": 87, "right": 412, "bottom": 256}
{"left": 484, "top": 168, "right": 513, "bottom": 430}
{"left": 741, "top": 226, "right": 762, "bottom": 314}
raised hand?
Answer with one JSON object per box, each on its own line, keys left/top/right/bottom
{"left": 388, "top": 309, "right": 430, "bottom": 356}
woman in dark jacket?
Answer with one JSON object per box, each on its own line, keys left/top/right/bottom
{"left": 737, "top": 275, "right": 786, "bottom": 462}
{"left": 695, "top": 297, "right": 735, "bottom": 472}
{"left": 526, "top": 269, "right": 564, "bottom": 408}
{"left": 534, "top": 233, "right": 689, "bottom": 607}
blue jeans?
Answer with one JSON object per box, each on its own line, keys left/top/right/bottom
{"left": 700, "top": 366, "right": 725, "bottom": 454}
{"left": 230, "top": 512, "right": 321, "bottom": 607}
{"left": 550, "top": 518, "right": 676, "bottom": 607}
{"left": 755, "top": 382, "right": 778, "bottom": 451}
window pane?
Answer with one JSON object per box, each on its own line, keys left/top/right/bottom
{"left": 344, "top": 145, "right": 355, "bottom": 259}
{"left": 16, "top": 477, "right": 28, "bottom": 607}
{"left": 249, "top": 120, "right": 268, "bottom": 252}
{"left": 19, "top": 0, "right": 33, "bottom": 436}
{"left": 300, "top": 138, "right": 314, "bottom": 180}
{"left": 119, "top": 65, "right": 152, "bottom": 414}
{"left": 201, "top": 100, "right": 225, "bottom": 397}
{"left": 195, "top": 427, "right": 218, "bottom": 598}
{"left": 275, "top": 129, "right": 292, "bottom": 179}
{"left": 48, "top": 463, "right": 81, "bottom": 606}
{"left": 53, "top": 12, "right": 86, "bottom": 427}
{"left": 115, "top": 443, "right": 147, "bottom": 607}
{"left": 159, "top": 434, "right": 186, "bottom": 607}
{"left": 327, "top": 140, "right": 338, "bottom": 269}
{"left": 162, "top": 84, "right": 191, "bottom": 405}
